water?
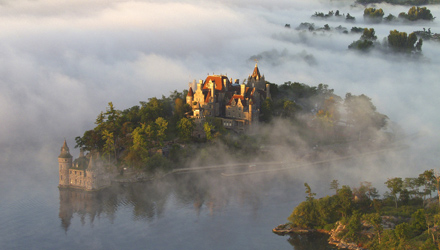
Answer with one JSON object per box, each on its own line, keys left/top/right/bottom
{"left": 0, "top": 160, "right": 342, "bottom": 250}
{"left": 1, "top": 139, "right": 418, "bottom": 250}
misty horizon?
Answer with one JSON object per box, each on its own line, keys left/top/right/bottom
{"left": 0, "top": 0, "right": 439, "bottom": 195}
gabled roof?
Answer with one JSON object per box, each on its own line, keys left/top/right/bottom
{"left": 202, "top": 75, "right": 230, "bottom": 91}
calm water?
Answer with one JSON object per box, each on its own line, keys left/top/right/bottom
{"left": 1, "top": 142, "right": 416, "bottom": 250}
{"left": 0, "top": 158, "right": 345, "bottom": 250}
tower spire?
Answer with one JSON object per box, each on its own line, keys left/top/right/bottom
{"left": 59, "top": 139, "right": 72, "bottom": 158}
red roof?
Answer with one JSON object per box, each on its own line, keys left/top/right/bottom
{"left": 227, "top": 95, "right": 245, "bottom": 105}
{"left": 187, "top": 87, "right": 194, "bottom": 97}
{"left": 202, "top": 75, "right": 230, "bottom": 91}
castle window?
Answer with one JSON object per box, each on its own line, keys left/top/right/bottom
{"left": 60, "top": 175, "right": 62, "bottom": 180}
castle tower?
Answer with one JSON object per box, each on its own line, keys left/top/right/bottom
{"left": 58, "top": 140, "right": 72, "bottom": 187}
{"left": 186, "top": 87, "right": 194, "bottom": 106}
{"left": 247, "top": 63, "right": 265, "bottom": 90}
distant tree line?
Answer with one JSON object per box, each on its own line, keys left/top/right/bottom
{"left": 349, "top": 27, "right": 423, "bottom": 53}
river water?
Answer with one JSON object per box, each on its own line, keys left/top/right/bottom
{"left": 1, "top": 141, "right": 419, "bottom": 250}
{"left": 1, "top": 156, "right": 350, "bottom": 250}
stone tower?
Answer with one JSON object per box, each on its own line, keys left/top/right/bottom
{"left": 186, "top": 87, "right": 194, "bottom": 106}
{"left": 58, "top": 140, "right": 72, "bottom": 187}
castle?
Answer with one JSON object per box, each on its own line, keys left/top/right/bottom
{"left": 186, "top": 63, "right": 270, "bottom": 135}
{"left": 58, "top": 140, "right": 111, "bottom": 191}
{"left": 58, "top": 64, "right": 270, "bottom": 189}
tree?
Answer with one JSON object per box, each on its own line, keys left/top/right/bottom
{"left": 434, "top": 170, "right": 440, "bottom": 207}
{"left": 304, "top": 183, "right": 316, "bottom": 201}
{"left": 361, "top": 28, "right": 377, "bottom": 41}
{"left": 203, "top": 122, "right": 214, "bottom": 141}
{"left": 336, "top": 185, "right": 353, "bottom": 218}
{"left": 395, "top": 222, "right": 411, "bottom": 241}
{"left": 102, "top": 129, "right": 115, "bottom": 162}
{"left": 363, "top": 213, "right": 383, "bottom": 244}
{"left": 364, "top": 8, "right": 384, "bottom": 23}
{"left": 177, "top": 117, "right": 194, "bottom": 142}
{"left": 260, "top": 99, "right": 273, "bottom": 122}
{"left": 343, "top": 211, "right": 362, "bottom": 242}
{"left": 155, "top": 117, "right": 168, "bottom": 146}
{"left": 385, "top": 177, "right": 403, "bottom": 208}
{"left": 419, "top": 170, "right": 435, "bottom": 201}
{"left": 330, "top": 180, "right": 339, "bottom": 194}
{"left": 388, "top": 30, "right": 422, "bottom": 52}
{"left": 348, "top": 39, "right": 374, "bottom": 51}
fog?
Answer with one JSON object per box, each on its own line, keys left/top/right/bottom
{"left": 0, "top": 0, "right": 440, "bottom": 194}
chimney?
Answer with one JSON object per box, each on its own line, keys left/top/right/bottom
{"left": 223, "top": 78, "right": 228, "bottom": 91}
{"left": 241, "top": 84, "right": 245, "bottom": 96}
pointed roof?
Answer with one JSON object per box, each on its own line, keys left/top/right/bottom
{"left": 251, "top": 63, "right": 261, "bottom": 79}
{"left": 187, "top": 87, "right": 194, "bottom": 97}
{"left": 58, "top": 140, "right": 72, "bottom": 158}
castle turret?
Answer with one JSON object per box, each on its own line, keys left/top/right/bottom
{"left": 58, "top": 140, "right": 72, "bottom": 187}
{"left": 186, "top": 87, "right": 194, "bottom": 105}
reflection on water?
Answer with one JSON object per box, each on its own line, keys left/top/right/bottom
{"left": 59, "top": 172, "right": 267, "bottom": 230}
{"left": 287, "top": 233, "right": 337, "bottom": 250}
{"left": 57, "top": 172, "right": 332, "bottom": 249}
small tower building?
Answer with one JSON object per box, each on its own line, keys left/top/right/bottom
{"left": 58, "top": 140, "right": 72, "bottom": 187}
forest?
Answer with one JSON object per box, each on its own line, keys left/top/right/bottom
{"left": 282, "top": 170, "right": 440, "bottom": 249}
{"left": 74, "top": 81, "right": 390, "bottom": 174}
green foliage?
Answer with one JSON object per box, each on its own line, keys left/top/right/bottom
{"left": 364, "top": 8, "right": 384, "bottom": 22}
{"left": 384, "top": 14, "right": 397, "bottom": 22}
{"left": 260, "top": 99, "right": 273, "bottom": 122}
{"left": 330, "top": 180, "right": 339, "bottom": 194}
{"left": 286, "top": 170, "right": 440, "bottom": 248}
{"left": 203, "top": 122, "right": 215, "bottom": 141}
{"left": 385, "top": 177, "right": 403, "bottom": 208}
{"left": 399, "top": 6, "right": 434, "bottom": 21}
{"left": 341, "top": 211, "right": 362, "bottom": 242}
{"left": 351, "top": 27, "right": 364, "bottom": 33}
{"left": 304, "top": 183, "right": 316, "bottom": 201}
{"left": 177, "top": 117, "right": 195, "bottom": 142}
{"left": 346, "top": 13, "right": 355, "bottom": 21}
{"left": 361, "top": 28, "right": 377, "bottom": 41}
{"left": 348, "top": 39, "right": 374, "bottom": 51}
{"left": 336, "top": 185, "right": 354, "bottom": 218}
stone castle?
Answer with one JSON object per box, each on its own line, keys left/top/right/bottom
{"left": 58, "top": 140, "right": 111, "bottom": 191}
{"left": 58, "top": 64, "right": 270, "bottom": 189}
{"left": 186, "top": 63, "right": 270, "bottom": 135}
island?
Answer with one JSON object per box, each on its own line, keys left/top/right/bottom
{"left": 273, "top": 172, "right": 440, "bottom": 249}
{"left": 59, "top": 63, "right": 395, "bottom": 191}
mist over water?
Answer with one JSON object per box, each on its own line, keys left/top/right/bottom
{"left": 0, "top": 0, "right": 439, "bottom": 249}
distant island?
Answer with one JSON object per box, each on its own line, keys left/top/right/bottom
{"left": 273, "top": 171, "right": 440, "bottom": 249}
{"left": 59, "top": 64, "right": 395, "bottom": 190}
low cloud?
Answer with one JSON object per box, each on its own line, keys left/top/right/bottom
{"left": 0, "top": 0, "right": 439, "bottom": 184}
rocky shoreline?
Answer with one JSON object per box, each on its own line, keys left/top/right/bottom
{"left": 272, "top": 216, "right": 401, "bottom": 250}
